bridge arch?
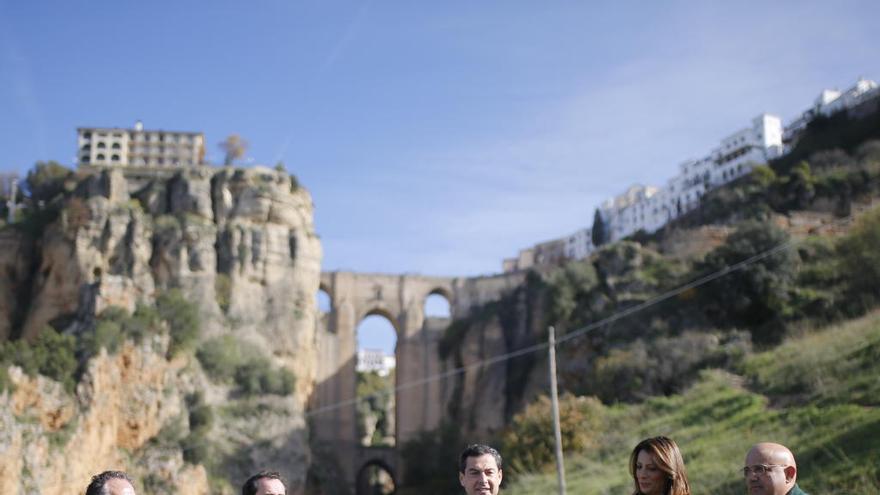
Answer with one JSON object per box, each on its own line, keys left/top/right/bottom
{"left": 355, "top": 312, "right": 398, "bottom": 447}
{"left": 317, "top": 284, "right": 332, "bottom": 309}
{"left": 423, "top": 289, "right": 452, "bottom": 318}
{"left": 358, "top": 307, "right": 402, "bottom": 337}
{"left": 355, "top": 458, "right": 396, "bottom": 495}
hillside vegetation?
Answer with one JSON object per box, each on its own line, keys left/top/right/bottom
{"left": 402, "top": 98, "right": 880, "bottom": 494}
{"left": 504, "top": 310, "right": 880, "bottom": 494}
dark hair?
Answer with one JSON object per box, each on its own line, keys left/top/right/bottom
{"left": 459, "top": 444, "right": 503, "bottom": 474}
{"left": 242, "top": 471, "right": 287, "bottom": 495}
{"left": 85, "top": 471, "right": 134, "bottom": 495}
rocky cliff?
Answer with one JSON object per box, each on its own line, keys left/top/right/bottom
{"left": 0, "top": 165, "right": 322, "bottom": 494}
{"left": 0, "top": 337, "right": 207, "bottom": 495}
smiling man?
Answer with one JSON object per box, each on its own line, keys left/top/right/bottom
{"left": 743, "top": 443, "right": 809, "bottom": 495}
{"left": 459, "top": 444, "right": 503, "bottom": 495}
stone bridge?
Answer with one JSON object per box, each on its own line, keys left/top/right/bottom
{"left": 309, "top": 270, "right": 524, "bottom": 494}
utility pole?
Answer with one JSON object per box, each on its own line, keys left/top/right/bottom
{"left": 548, "top": 326, "right": 567, "bottom": 495}
{"left": 6, "top": 178, "right": 18, "bottom": 224}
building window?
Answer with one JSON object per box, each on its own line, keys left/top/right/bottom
{"left": 96, "top": 154, "right": 105, "bottom": 160}
{"left": 111, "top": 142, "right": 121, "bottom": 149}
{"left": 111, "top": 154, "right": 120, "bottom": 161}
{"left": 97, "top": 142, "right": 106, "bottom": 149}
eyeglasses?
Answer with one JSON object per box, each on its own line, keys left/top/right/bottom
{"left": 742, "top": 464, "right": 787, "bottom": 477}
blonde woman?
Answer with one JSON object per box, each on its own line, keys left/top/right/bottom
{"left": 629, "top": 436, "right": 691, "bottom": 495}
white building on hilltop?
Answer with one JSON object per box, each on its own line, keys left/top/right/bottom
{"left": 77, "top": 121, "right": 205, "bottom": 168}
{"left": 597, "top": 113, "right": 782, "bottom": 243}
{"left": 599, "top": 184, "right": 662, "bottom": 242}
{"left": 662, "top": 113, "right": 783, "bottom": 220}
{"left": 784, "top": 77, "right": 879, "bottom": 150}
{"left": 356, "top": 349, "right": 396, "bottom": 377}
{"left": 501, "top": 76, "right": 877, "bottom": 273}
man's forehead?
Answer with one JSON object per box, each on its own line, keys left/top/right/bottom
{"left": 104, "top": 478, "right": 136, "bottom": 495}
{"left": 466, "top": 454, "right": 499, "bottom": 470}
{"left": 746, "top": 446, "right": 789, "bottom": 465}
{"left": 256, "top": 478, "right": 286, "bottom": 494}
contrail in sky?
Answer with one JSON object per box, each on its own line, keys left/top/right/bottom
{"left": 0, "top": 6, "right": 48, "bottom": 166}
{"left": 273, "top": 0, "right": 372, "bottom": 164}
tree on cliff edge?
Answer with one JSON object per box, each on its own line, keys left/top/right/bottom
{"left": 591, "top": 208, "right": 608, "bottom": 247}
{"left": 25, "top": 161, "right": 72, "bottom": 204}
{"left": 219, "top": 134, "right": 249, "bottom": 165}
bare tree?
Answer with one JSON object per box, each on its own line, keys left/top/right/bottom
{"left": 219, "top": 134, "right": 248, "bottom": 165}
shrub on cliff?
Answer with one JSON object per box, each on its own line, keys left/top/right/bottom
{"left": 197, "top": 335, "right": 245, "bottom": 382}
{"left": 197, "top": 335, "right": 295, "bottom": 396}
{"left": 836, "top": 206, "right": 880, "bottom": 310}
{"left": 182, "top": 391, "right": 213, "bottom": 465}
{"left": 588, "top": 331, "right": 751, "bottom": 402}
{"left": 0, "top": 326, "right": 77, "bottom": 392}
{"left": 24, "top": 161, "right": 73, "bottom": 204}
{"left": 235, "top": 360, "right": 295, "bottom": 396}
{"left": 501, "top": 394, "right": 605, "bottom": 476}
{"left": 81, "top": 304, "right": 163, "bottom": 359}
{"left": 697, "top": 221, "right": 797, "bottom": 344}
{"left": 156, "top": 289, "right": 200, "bottom": 356}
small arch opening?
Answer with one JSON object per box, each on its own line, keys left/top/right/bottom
{"left": 316, "top": 288, "right": 331, "bottom": 313}
{"left": 356, "top": 461, "right": 395, "bottom": 495}
{"left": 424, "top": 291, "right": 451, "bottom": 318}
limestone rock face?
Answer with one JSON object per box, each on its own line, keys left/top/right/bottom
{"left": 0, "top": 165, "right": 322, "bottom": 493}
{"left": 0, "top": 337, "right": 208, "bottom": 495}
{"left": 208, "top": 167, "right": 323, "bottom": 400}
{"left": 440, "top": 281, "right": 546, "bottom": 440}
{"left": 4, "top": 166, "right": 322, "bottom": 400}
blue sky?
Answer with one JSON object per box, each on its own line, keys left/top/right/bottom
{"left": 2, "top": 0, "right": 879, "bottom": 283}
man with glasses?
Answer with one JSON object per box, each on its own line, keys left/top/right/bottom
{"left": 743, "top": 442, "right": 809, "bottom": 495}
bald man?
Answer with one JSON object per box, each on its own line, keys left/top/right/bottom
{"left": 743, "top": 443, "right": 809, "bottom": 495}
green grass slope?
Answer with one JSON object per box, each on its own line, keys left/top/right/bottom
{"left": 505, "top": 311, "right": 880, "bottom": 495}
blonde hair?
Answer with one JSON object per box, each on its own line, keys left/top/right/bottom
{"left": 629, "top": 436, "right": 691, "bottom": 495}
